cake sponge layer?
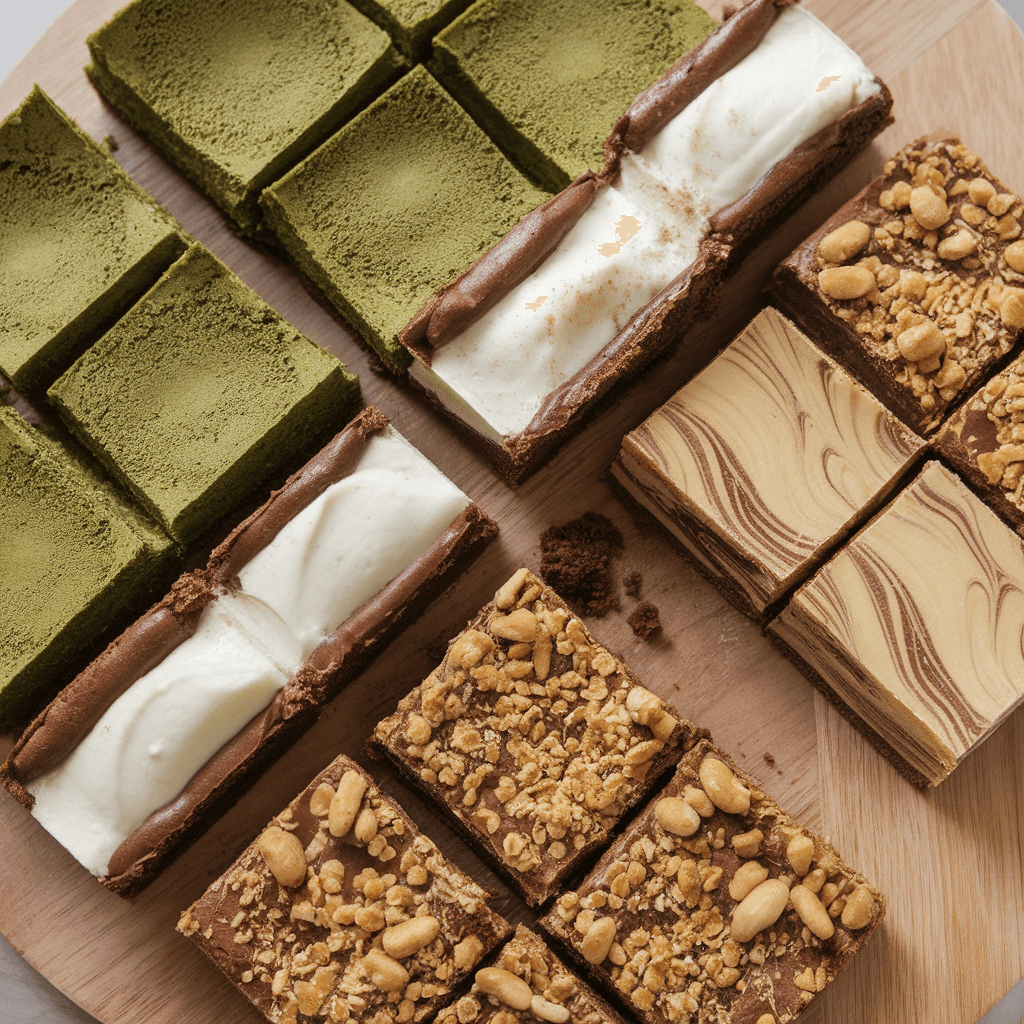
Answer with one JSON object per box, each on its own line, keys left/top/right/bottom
{"left": 48, "top": 244, "right": 361, "bottom": 545}
{"left": 0, "top": 88, "right": 185, "bottom": 396}
{"left": 87, "top": 0, "right": 406, "bottom": 232}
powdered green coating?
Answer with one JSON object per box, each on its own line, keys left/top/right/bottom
{"left": 48, "top": 245, "right": 361, "bottom": 545}
{"left": 347, "top": 0, "right": 474, "bottom": 59}
{"left": 87, "top": 0, "right": 406, "bottom": 232}
{"left": 261, "top": 66, "right": 549, "bottom": 370}
{"left": 0, "top": 88, "right": 185, "bottom": 396}
{"left": 431, "top": 0, "right": 718, "bottom": 190}
{"left": 0, "top": 407, "right": 173, "bottom": 731}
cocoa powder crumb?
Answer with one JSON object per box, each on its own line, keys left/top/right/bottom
{"left": 540, "top": 512, "right": 623, "bottom": 615}
{"left": 627, "top": 602, "right": 661, "bottom": 640}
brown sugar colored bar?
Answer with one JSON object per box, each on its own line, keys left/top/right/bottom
{"left": 371, "top": 568, "right": 706, "bottom": 907}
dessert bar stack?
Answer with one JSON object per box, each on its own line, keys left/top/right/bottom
{"left": 177, "top": 571, "right": 885, "bottom": 1024}
{"left": 83, "top": 0, "right": 893, "bottom": 483}
{"left": 614, "top": 135, "right": 1024, "bottom": 786}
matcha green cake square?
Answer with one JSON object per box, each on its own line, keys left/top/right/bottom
{"left": 48, "top": 244, "right": 361, "bottom": 546}
{"left": 0, "top": 88, "right": 186, "bottom": 397}
{"left": 0, "top": 407, "right": 175, "bottom": 731}
{"left": 261, "top": 65, "right": 549, "bottom": 370}
{"left": 431, "top": 0, "right": 718, "bottom": 190}
{"left": 347, "top": 0, "right": 474, "bottom": 60}
{"left": 86, "top": 0, "right": 407, "bottom": 233}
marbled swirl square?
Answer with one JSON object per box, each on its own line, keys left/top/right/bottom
{"left": 612, "top": 307, "right": 924, "bottom": 619}
{"left": 769, "top": 460, "right": 1024, "bottom": 786}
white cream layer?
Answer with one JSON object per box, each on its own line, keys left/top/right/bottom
{"left": 415, "top": 7, "right": 881, "bottom": 439}
{"left": 28, "top": 428, "right": 471, "bottom": 876}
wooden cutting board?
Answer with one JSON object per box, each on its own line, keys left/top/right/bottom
{"left": 1, "top": 2, "right": 1022, "bottom": 1023}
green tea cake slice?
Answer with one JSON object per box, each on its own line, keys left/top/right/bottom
{"left": 87, "top": 0, "right": 406, "bottom": 232}
{"left": 48, "top": 244, "right": 361, "bottom": 545}
{"left": 0, "top": 87, "right": 185, "bottom": 395}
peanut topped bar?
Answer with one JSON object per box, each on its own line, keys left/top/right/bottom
{"left": 541, "top": 739, "right": 885, "bottom": 1024}
{"left": 372, "top": 568, "right": 704, "bottom": 906}
{"left": 179, "top": 755, "right": 509, "bottom": 1024}
{"left": 437, "top": 924, "right": 631, "bottom": 1024}
{"left": 772, "top": 135, "right": 1024, "bottom": 435}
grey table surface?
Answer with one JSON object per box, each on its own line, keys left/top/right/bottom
{"left": 1, "top": 0, "right": 1023, "bottom": 1022}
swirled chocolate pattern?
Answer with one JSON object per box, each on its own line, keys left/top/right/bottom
{"left": 770, "top": 460, "right": 1024, "bottom": 786}
{"left": 612, "top": 307, "right": 922, "bottom": 619}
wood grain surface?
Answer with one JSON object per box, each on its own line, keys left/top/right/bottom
{"left": 1, "top": 2, "right": 1022, "bottom": 1023}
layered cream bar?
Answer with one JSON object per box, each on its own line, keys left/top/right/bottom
{"left": 541, "top": 739, "right": 885, "bottom": 1024}
{"left": 178, "top": 755, "right": 510, "bottom": 1023}
{"left": 48, "top": 244, "right": 360, "bottom": 546}
{"left": 372, "top": 567, "right": 705, "bottom": 906}
{"left": 612, "top": 308, "right": 925, "bottom": 621}
{"left": 0, "top": 88, "right": 185, "bottom": 396}
{"left": 768, "top": 460, "right": 1024, "bottom": 786}
{"left": 402, "top": 0, "right": 892, "bottom": 482}
{"left": 86, "top": 0, "right": 406, "bottom": 232}
{"left": 1, "top": 409, "right": 498, "bottom": 894}
{"left": 772, "top": 135, "right": 1024, "bottom": 435}
{"left": 0, "top": 407, "right": 174, "bottom": 731}
{"left": 430, "top": 0, "right": 717, "bottom": 191}
{"left": 261, "top": 65, "right": 549, "bottom": 371}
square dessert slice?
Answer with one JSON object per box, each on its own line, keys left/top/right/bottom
{"left": 437, "top": 924, "right": 632, "bottom": 1024}
{"left": 400, "top": 0, "right": 893, "bottom": 482}
{"left": 429, "top": 0, "right": 717, "bottom": 191}
{"left": 260, "top": 65, "right": 549, "bottom": 372}
{"left": 611, "top": 307, "right": 925, "bottom": 622}
{"left": 933, "top": 350, "right": 1024, "bottom": 533}
{"left": 371, "top": 567, "right": 705, "bottom": 907}
{"left": 772, "top": 135, "right": 1024, "bottom": 436}
{"left": 86, "top": 0, "right": 405, "bottom": 233}
{"left": 541, "top": 739, "right": 885, "bottom": 1024}
{"left": 0, "top": 407, "right": 498, "bottom": 895}
{"left": 768, "top": 459, "right": 1024, "bottom": 787}
{"left": 0, "top": 407, "right": 175, "bottom": 731}
{"left": 178, "top": 755, "right": 511, "bottom": 1024}
{"left": 348, "top": 0, "right": 474, "bottom": 60}
{"left": 0, "top": 87, "right": 185, "bottom": 396}
{"left": 47, "top": 243, "right": 360, "bottom": 546}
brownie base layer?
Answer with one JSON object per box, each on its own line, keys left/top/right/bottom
{"left": 1, "top": 409, "right": 498, "bottom": 896}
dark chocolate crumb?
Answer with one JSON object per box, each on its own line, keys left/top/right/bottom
{"left": 540, "top": 511, "right": 623, "bottom": 616}
{"left": 627, "top": 602, "right": 661, "bottom": 640}
{"left": 623, "top": 570, "right": 642, "bottom": 599}
{"left": 764, "top": 752, "right": 776, "bottom": 767}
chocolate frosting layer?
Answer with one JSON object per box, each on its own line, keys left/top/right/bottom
{"left": 605, "top": 0, "right": 791, "bottom": 165}
{"left": 9, "top": 576, "right": 213, "bottom": 784}
{"left": 400, "top": 172, "right": 602, "bottom": 362}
